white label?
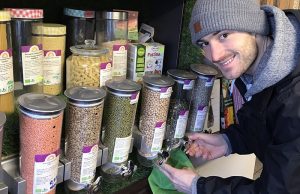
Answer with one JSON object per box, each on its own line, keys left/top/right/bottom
{"left": 33, "top": 150, "right": 60, "bottom": 194}
{"left": 22, "top": 44, "right": 43, "bottom": 86}
{"left": 100, "top": 62, "right": 112, "bottom": 87}
{"left": 194, "top": 105, "right": 208, "bottom": 131}
{"left": 183, "top": 80, "right": 194, "bottom": 90}
{"left": 80, "top": 144, "right": 98, "bottom": 184}
{"left": 0, "top": 49, "right": 14, "bottom": 94}
{"left": 151, "top": 122, "right": 166, "bottom": 152}
{"left": 160, "top": 87, "right": 172, "bottom": 99}
{"left": 112, "top": 44, "right": 127, "bottom": 77}
{"left": 112, "top": 135, "right": 132, "bottom": 163}
{"left": 198, "top": 75, "right": 214, "bottom": 87}
{"left": 130, "top": 92, "right": 139, "bottom": 104}
{"left": 174, "top": 110, "right": 189, "bottom": 138}
{"left": 43, "top": 50, "right": 62, "bottom": 85}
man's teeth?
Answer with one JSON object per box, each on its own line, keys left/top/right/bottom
{"left": 222, "top": 57, "right": 234, "bottom": 66}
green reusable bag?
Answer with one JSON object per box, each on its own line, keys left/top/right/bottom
{"left": 148, "top": 148, "right": 194, "bottom": 194}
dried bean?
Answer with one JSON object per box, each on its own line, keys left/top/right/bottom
{"left": 65, "top": 102, "right": 104, "bottom": 183}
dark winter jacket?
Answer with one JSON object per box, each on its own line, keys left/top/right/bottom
{"left": 195, "top": 9, "right": 300, "bottom": 194}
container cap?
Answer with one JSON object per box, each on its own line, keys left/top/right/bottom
{"left": 0, "top": 11, "right": 11, "bottom": 21}
{"left": 32, "top": 23, "right": 66, "bottom": 35}
{"left": 143, "top": 74, "right": 175, "bottom": 88}
{"left": 64, "top": 87, "right": 106, "bottom": 104}
{"left": 0, "top": 112, "right": 6, "bottom": 128}
{"left": 70, "top": 39, "right": 109, "bottom": 56}
{"left": 106, "top": 79, "right": 141, "bottom": 94}
{"left": 96, "top": 11, "right": 128, "bottom": 20}
{"left": 167, "top": 69, "right": 197, "bottom": 81}
{"left": 190, "top": 64, "right": 218, "bottom": 76}
{"left": 64, "top": 8, "right": 95, "bottom": 18}
{"left": 18, "top": 93, "right": 66, "bottom": 114}
{"left": 6, "top": 8, "right": 43, "bottom": 19}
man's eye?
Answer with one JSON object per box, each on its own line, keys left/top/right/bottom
{"left": 220, "top": 33, "right": 229, "bottom": 40}
{"left": 197, "top": 41, "right": 209, "bottom": 48}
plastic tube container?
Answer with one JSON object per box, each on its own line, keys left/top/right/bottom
{"left": 186, "top": 64, "right": 218, "bottom": 132}
{"left": 66, "top": 40, "right": 111, "bottom": 89}
{"left": 0, "top": 11, "right": 15, "bottom": 114}
{"left": 18, "top": 93, "right": 66, "bottom": 194}
{"left": 6, "top": 8, "right": 44, "bottom": 94}
{"left": 101, "top": 79, "right": 141, "bottom": 181}
{"left": 32, "top": 23, "right": 66, "bottom": 95}
{"left": 138, "top": 75, "right": 174, "bottom": 165}
{"left": 64, "top": 86, "right": 106, "bottom": 190}
{"left": 96, "top": 11, "right": 128, "bottom": 81}
{"left": 164, "top": 69, "right": 197, "bottom": 149}
{"left": 64, "top": 8, "right": 95, "bottom": 58}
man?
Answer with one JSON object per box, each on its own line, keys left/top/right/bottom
{"left": 159, "top": 0, "right": 300, "bottom": 193}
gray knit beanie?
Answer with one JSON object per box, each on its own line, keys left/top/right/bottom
{"left": 189, "top": 0, "right": 270, "bottom": 45}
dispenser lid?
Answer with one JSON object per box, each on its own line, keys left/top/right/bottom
{"left": 106, "top": 79, "right": 141, "bottom": 95}
{"left": 167, "top": 69, "right": 197, "bottom": 81}
{"left": 0, "top": 11, "right": 11, "bottom": 21}
{"left": 6, "top": 8, "right": 43, "bottom": 19}
{"left": 64, "top": 8, "right": 95, "bottom": 18}
{"left": 0, "top": 112, "right": 6, "bottom": 128}
{"left": 143, "top": 74, "right": 175, "bottom": 88}
{"left": 190, "top": 64, "right": 218, "bottom": 76}
{"left": 70, "top": 39, "right": 109, "bottom": 56}
{"left": 18, "top": 93, "right": 66, "bottom": 114}
{"left": 64, "top": 87, "right": 106, "bottom": 103}
{"left": 96, "top": 11, "right": 128, "bottom": 20}
{"left": 32, "top": 23, "right": 66, "bottom": 35}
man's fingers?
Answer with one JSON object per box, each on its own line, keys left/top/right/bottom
{"left": 159, "top": 163, "right": 175, "bottom": 180}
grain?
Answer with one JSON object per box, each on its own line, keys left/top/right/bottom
{"left": 65, "top": 102, "right": 104, "bottom": 183}
{"left": 187, "top": 75, "right": 214, "bottom": 132}
{"left": 102, "top": 92, "right": 138, "bottom": 163}
{"left": 139, "top": 86, "right": 171, "bottom": 158}
{"left": 20, "top": 112, "right": 63, "bottom": 194}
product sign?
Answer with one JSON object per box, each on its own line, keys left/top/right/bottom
{"left": 160, "top": 87, "right": 172, "bottom": 99}
{"left": 0, "top": 49, "right": 14, "bottom": 94}
{"left": 33, "top": 149, "right": 60, "bottom": 194}
{"left": 80, "top": 144, "right": 98, "bottom": 184}
{"left": 174, "top": 110, "right": 189, "bottom": 138}
{"left": 112, "top": 135, "right": 132, "bottom": 163}
{"left": 43, "top": 50, "right": 62, "bottom": 85}
{"left": 183, "top": 80, "right": 195, "bottom": 90}
{"left": 100, "top": 62, "right": 112, "bottom": 87}
{"left": 151, "top": 121, "right": 166, "bottom": 152}
{"left": 22, "top": 44, "right": 43, "bottom": 86}
{"left": 198, "top": 75, "right": 214, "bottom": 87}
{"left": 194, "top": 105, "right": 208, "bottom": 131}
{"left": 112, "top": 44, "right": 128, "bottom": 77}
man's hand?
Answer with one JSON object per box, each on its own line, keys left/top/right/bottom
{"left": 186, "top": 133, "right": 229, "bottom": 160}
{"left": 158, "top": 163, "right": 199, "bottom": 194}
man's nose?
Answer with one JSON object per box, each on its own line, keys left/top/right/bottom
{"left": 209, "top": 41, "right": 225, "bottom": 63}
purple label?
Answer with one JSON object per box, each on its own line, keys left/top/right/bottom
{"left": 198, "top": 105, "right": 206, "bottom": 111}
{"left": 113, "top": 44, "right": 128, "bottom": 51}
{"left": 179, "top": 110, "right": 188, "bottom": 116}
{"left": 155, "top": 121, "right": 164, "bottom": 128}
{"left": 207, "top": 76, "right": 213, "bottom": 82}
{"left": 21, "top": 44, "right": 42, "bottom": 52}
{"left": 184, "top": 80, "right": 192, "bottom": 85}
{"left": 131, "top": 92, "right": 138, "bottom": 100}
{"left": 160, "top": 87, "right": 168, "bottom": 93}
{"left": 35, "top": 149, "right": 60, "bottom": 162}
{"left": 100, "top": 62, "right": 111, "bottom": 70}
{"left": 44, "top": 50, "right": 61, "bottom": 56}
{"left": 0, "top": 48, "right": 12, "bottom": 56}
{"left": 82, "top": 144, "right": 98, "bottom": 153}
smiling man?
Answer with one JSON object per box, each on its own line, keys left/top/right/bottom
{"left": 159, "top": 0, "right": 300, "bottom": 193}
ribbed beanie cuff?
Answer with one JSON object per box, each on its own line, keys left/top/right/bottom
{"left": 189, "top": 0, "right": 270, "bottom": 45}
